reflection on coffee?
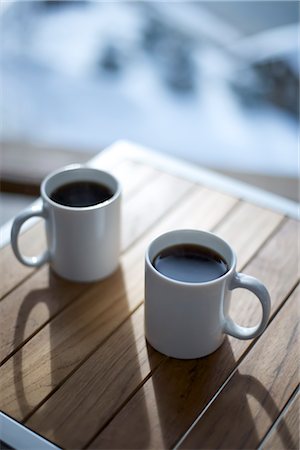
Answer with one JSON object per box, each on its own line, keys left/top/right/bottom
{"left": 50, "top": 181, "right": 114, "bottom": 207}
{"left": 153, "top": 243, "right": 228, "bottom": 283}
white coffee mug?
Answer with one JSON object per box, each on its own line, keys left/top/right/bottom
{"left": 145, "top": 229, "right": 271, "bottom": 359}
{"left": 11, "top": 165, "right": 121, "bottom": 282}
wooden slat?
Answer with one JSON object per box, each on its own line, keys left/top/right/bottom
{"left": 227, "top": 219, "right": 299, "bottom": 360}
{"left": 0, "top": 170, "right": 192, "bottom": 364}
{"left": 23, "top": 189, "right": 237, "bottom": 447}
{"left": 179, "top": 285, "right": 299, "bottom": 449}
{"left": 122, "top": 172, "right": 192, "bottom": 249}
{"left": 0, "top": 188, "right": 237, "bottom": 422}
{"left": 23, "top": 202, "right": 285, "bottom": 448}
{"left": 0, "top": 270, "right": 89, "bottom": 365}
{"left": 146, "top": 187, "right": 238, "bottom": 235}
{"left": 87, "top": 219, "right": 297, "bottom": 450}
{"left": 0, "top": 223, "right": 47, "bottom": 299}
{"left": 215, "top": 202, "right": 283, "bottom": 269}
{"left": 2, "top": 140, "right": 296, "bottom": 450}
{"left": 0, "top": 156, "right": 159, "bottom": 300}
{"left": 25, "top": 304, "right": 161, "bottom": 449}
{"left": 109, "top": 160, "right": 158, "bottom": 198}
{"left": 262, "top": 389, "right": 299, "bottom": 450}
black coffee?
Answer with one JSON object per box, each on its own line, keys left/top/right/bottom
{"left": 153, "top": 243, "right": 228, "bottom": 283}
{"left": 50, "top": 181, "right": 114, "bottom": 207}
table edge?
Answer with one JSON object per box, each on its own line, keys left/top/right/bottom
{"left": 1, "top": 140, "right": 298, "bottom": 249}
{"left": 0, "top": 412, "right": 60, "bottom": 450}
{"left": 117, "top": 141, "right": 299, "bottom": 219}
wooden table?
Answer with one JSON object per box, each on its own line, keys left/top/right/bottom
{"left": 1, "top": 141, "right": 299, "bottom": 449}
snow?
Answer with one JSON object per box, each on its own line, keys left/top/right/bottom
{"left": 0, "top": 2, "right": 298, "bottom": 177}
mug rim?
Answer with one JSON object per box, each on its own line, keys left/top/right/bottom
{"left": 145, "top": 229, "right": 237, "bottom": 287}
{"left": 41, "top": 164, "right": 121, "bottom": 211}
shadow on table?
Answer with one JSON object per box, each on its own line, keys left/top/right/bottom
{"left": 143, "top": 338, "right": 242, "bottom": 449}
{"left": 12, "top": 269, "right": 83, "bottom": 417}
{"left": 12, "top": 273, "right": 294, "bottom": 449}
{"left": 146, "top": 338, "right": 295, "bottom": 449}
{"left": 239, "top": 374, "right": 297, "bottom": 449}
{"left": 12, "top": 266, "right": 150, "bottom": 448}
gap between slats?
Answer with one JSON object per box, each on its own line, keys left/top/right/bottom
{"left": 0, "top": 186, "right": 241, "bottom": 425}
{"left": 258, "top": 385, "right": 299, "bottom": 450}
{"left": 1, "top": 147, "right": 292, "bottom": 448}
{"left": 0, "top": 172, "right": 196, "bottom": 366}
{"left": 0, "top": 158, "right": 159, "bottom": 301}
{"left": 82, "top": 219, "right": 297, "bottom": 450}
{"left": 84, "top": 271, "right": 299, "bottom": 450}
{"left": 19, "top": 213, "right": 290, "bottom": 448}
{"left": 174, "top": 281, "right": 300, "bottom": 449}
{"left": 175, "top": 284, "right": 299, "bottom": 450}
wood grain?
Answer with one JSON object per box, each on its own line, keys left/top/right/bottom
{"left": 141, "top": 187, "right": 238, "bottom": 236}
{"left": 88, "top": 219, "right": 297, "bottom": 450}
{"left": 24, "top": 189, "right": 237, "bottom": 447}
{"left": 121, "top": 172, "right": 192, "bottom": 250}
{"left": 0, "top": 269, "right": 88, "bottom": 364}
{"left": 215, "top": 202, "right": 282, "bottom": 269}
{"left": 0, "top": 170, "right": 192, "bottom": 365}
{"left": 0, "top": 222, "right": 46, "bottom": 299}
{"left": 227, "top": 219, "right": 299, "bottom": 359}
{"left": 24, "top": 203, "right": 286, "bottom": 448}
{"left": 2, "top": 142, "right": 296, "bottom": 450}
{"left": 262, "top": 389, "right": 299, "bottom": 450}
{"left": 0, "top": 152, "right": 126, "bottom": 300}
{"left": 179, "top": 285, "right": 299, "bottom": 449}
{"left": 0, "top": 157, "right": 157, "bottom": 300}
{"left": 109, "top": 159, "right": 159, "bottom": 197}
{"left": 26, "top": 304, "right": 164, "bottom": 449}
{"left": 0, "top": 188, "right": 237, "bottom": 421}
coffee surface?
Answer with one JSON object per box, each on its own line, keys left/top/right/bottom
{"left": 153, "top": 243, "right": 228, "bottom": 283}
{"left": 50, "top": 181, "right": 113, "bottom": 207}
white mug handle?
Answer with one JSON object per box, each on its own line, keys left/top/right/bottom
{"left": 11, "top": 204, "right": 50, "bottom": 267}
{"left": 224, "top": 272, "right": 271, "bottom": 340}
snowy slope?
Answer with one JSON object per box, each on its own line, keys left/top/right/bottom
{"left": 1, "top": 1, "right": 298, "bottom": 176}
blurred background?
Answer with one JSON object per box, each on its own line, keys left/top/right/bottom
{"left": 0, "top": 0, "right": 299, "bottom": 226}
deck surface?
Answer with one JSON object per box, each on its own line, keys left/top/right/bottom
{"left": 0, "top": 142, "right": 299, "bottom": 449}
